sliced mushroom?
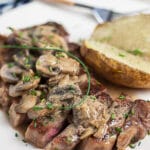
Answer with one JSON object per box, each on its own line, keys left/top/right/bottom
{"left": 36, "top": 53, "right": 61, "bottom": 77}
{"left": 36, "top": 53, "right": 80, "bottom": 77}
{"left": 0, "top": 63, "right": 24, "bottom": 83}
{"left": 13, "top": 51, "right": 35, "bottom": 69}
{"left": 48, "top": 84, "right": 81, "bottom": 103}
{"left": 72, "top": 96, "right": 109, "bottom": 139}
{"left": 9, "top": 102, "right": 26, "bottom": 127}
{"left": 33, "top": 33, "right": 69, "bottom": 51}
{"left": 48, "top": 74, "right": 65, "bottom": 87}
{"left": 8, "top": 71, "right": 40, "bottom": 97}
{"left": 15, "top": 93, "right": 40, "bottom": 114}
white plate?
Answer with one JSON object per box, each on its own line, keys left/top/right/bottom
{"left": 0, "top": 1, "right": 149, "bottom": 150}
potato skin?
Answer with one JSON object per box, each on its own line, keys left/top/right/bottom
{"left": 81, "top": 42, "right": 150, "bottom": 88}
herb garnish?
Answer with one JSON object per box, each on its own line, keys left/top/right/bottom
{"left": 49, "top": 66, "right": 53, "bottom": 72}
{"left": 29, "top": 89, "right": 37, "bottom": 96}
{"left": 12, "top": 72, "right": 17, "bottom": 78}
{"left": 119, "top": 94, "right": 126, "bottom": 100}
{"left": 129, "top": 143, "right": 136, "bottom": 149}
{"left": 22, "top": 75, "right": 31, "bottom": 83}
{"left": 0, "top": 45, "right": 91, "bottom": 110}
{"left": 33, "top": 119, "right": 37, "bottom": 128}
{"left": 90, "top": 95, "right": 96, "bottom": 101}
{"left": 124, "top": 113, "right": 129, "bottom": 119}
{"left": 46, "top": 102, "right": 53, "bottom": 110}
{"left": 128, "top": 49, "right": 143, "bottom": 56}
{"left": 118, "top": 53, "right": 125, "bottom": 57}
{"left": 68, "top": 85, "right": 76, "bottom": 94}
{"left": 7, "top": 63, "right": 15, "bottom": 68}
{"left": 115, "top": 127, "right": 122, "bottom": 133}
{"left": 33, "top": 106, "right": 43, "bottom": 111}
{"left": 15, "top": 133, "right": 18, "bottom": 137}
{"left": 111, "top": 113, "right": 116, "bottom": 120}
{"left": 24, "top": 57, "right": 31, "bottom": 68}
{"left": 55, "top": 52, "right": 65, "bottom": 58}
{"left": 8, "top": 27, "right": 15, "bottom": 32}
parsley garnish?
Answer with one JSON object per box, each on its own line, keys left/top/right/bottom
{"left": 29, "top": 89, "right": 37, "bottom": 96}
{"left": 46, "top": 102, "right": 53, "bottom": 109}
{"left": 111, "top": 113, "right": 116, "bottom": 120}
{"left": 128, "top": 49, "right": 143, "bottom": 56}
{"left": 129, "top": 143, "right": 136, "bottom": 149}
{"left": 115, "top": 127, "right": 122, "bottom": 133}
{"left": 119, "top": 95, "right": 126, "bottom": 100}
{"left": 118, "top": 53, "right": 125, "bottom": 57}
{"left": 55, "top": 52, "right": 65, "bottom": 58}
{"left": 22, "top": 75, "right": 30, "bottom": 83}
{"left": 12, "top": 72, "right": 17, "bottom": 78}
{"left": 15, "top": 133, "right": 18, "bottom": 137}
{"left": 90, "top": 95, "right": 96, "bottom": 101}
{"left": 124, "top": 113, "right": 129, "bottom": 119}
{"left": 33, "top": 106, "right": 43, "bottom": 111}
{"left": 34, "top": 75, "right": 40, "bottom": 79}
{"left": 49, "top": 66, "right": 53, "bottom": 72}
{"left": 33, "top": 119, "right": 37, "bottom": 128}
{"left": 68, "top": 85, "right": 75, "bottom": 93}
{"left": 7, "top": 63, "right": 15, "bottom": 68}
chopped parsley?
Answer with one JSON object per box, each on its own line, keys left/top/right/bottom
{"left": 119, "top": 94, "right": 126, "bottom": 100}
{"left": 40, "top": 91, "right": 46, "bottom": 100}
{"left": 24, "top": 57, "right": 31, "bottom": 68}
{"left": 90, "top": 95, "right": 96, "bottom": 101}
{"left": 18, "top": 31, "right": 24, "bottom": 38}
{"left": 129, "top": 143, "right": 136, "bottom": 149}
{"left": 111, "top": 113, "right": 116, "bottom": 120}
{"left": 55, "top": 52, "right": 65, "bottom": 58}
{"left": 8, "top": 27, "right": 15, "bottom": 32}
{"left": 29, "top": 89, "right": 37, "bottom": 96}
{"left": 115, "top": 127, "right": 122, "bottom": 133}
{"left": 34, "top": 75, "right": 40, "bottom": 79}
{"left": 7, "top": 63, "right": 15, "bottom": 68}
{"left": 118, "top": 53, "right": 125, "bottom": 57}
{"left": 22, "top": 75, "right": 31, "bottom": 83}
{"left": 124, "top": 113, "right": 129, "bottom": 119}
{"left": 68, "top": 85, "right": 76, "bottom": 93}
{"left": 33, "top": 119, "right": 37, "bottom": 128}
{"left": 33, "top": 106, "right": 43, "bottom": 111}
{"left": 128, "top": 49, "right": 143, "bottom": 56}
{"left": 65, "top": 137, "right": 72, "bottom": 144}
{"left": 12, "top": 72, "right": 17, "bottom": 78}
{"left": 49, "top": 66, "right": 53, "bottom": 72}
{"left": 46, "top": 102, "right": 53, "bottom": 110}
{"left": 15, "top": 133, "right": 18, "bottom": 137}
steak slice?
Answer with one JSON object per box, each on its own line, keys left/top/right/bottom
{"left": 117, "top": 100, "right": 150, "bottom": 149}
{"left": 45, "top": 124, "right": 80, "bottom": 150}
{"left": 45, "top": 94, "right": 110, "bottom": 150}
{"left": 78, "top": 94, "right": 133, "bottom": 150}
{"left": 25, "top": 111, "right": 68, "bottom": 148}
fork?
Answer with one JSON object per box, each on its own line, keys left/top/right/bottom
{"left": 41, "top": 0, "right": 150, "bottom": 23}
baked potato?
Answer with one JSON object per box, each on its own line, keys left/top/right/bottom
{"left": 81, "top": 14, "right": 150, "bottom": 88}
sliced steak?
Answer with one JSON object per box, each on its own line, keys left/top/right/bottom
{"left": 45, "top": 95, "right": 110, "bottom": 150}
{"left": 78, "top": 94, "right": 133, "bottom": 150}
{"left": 25, "top": 111, "right": 68, "bottom": 148}
{"left": 117, "top": 100, "right": 150, "bottom": 149}
{"left": 45, "top": 124, "right": 80, "bottom": 150}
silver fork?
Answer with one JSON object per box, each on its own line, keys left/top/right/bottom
{"left": 41, "top": 0, "right": 150, "bottom": 23}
